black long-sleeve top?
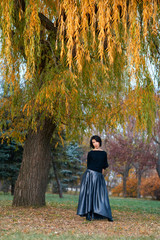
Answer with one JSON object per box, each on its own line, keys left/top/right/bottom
{"left": 87, "top": 150, "right": 109, "bottom": 173}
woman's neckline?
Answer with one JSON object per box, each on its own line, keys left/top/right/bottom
{"left": 91, "top": 149, "right": 104, "bottom": 151}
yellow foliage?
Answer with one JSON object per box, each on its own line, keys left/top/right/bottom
{"left": 0, "top": 0, "right": 159, "bottom": 75}
{"left": 0, "top": 0, "right": 159, "bottom": 142}
{"left": 24, "top": 0, "right": 41, "bottom": 79}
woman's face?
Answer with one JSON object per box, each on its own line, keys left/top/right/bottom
{"left": 92, "top": 139, "right": 100, "bottom": 149}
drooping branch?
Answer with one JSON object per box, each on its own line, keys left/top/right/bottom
{"left": 15, "top": 0, "right": 57, "bottom": 34}
{"left": 13, "top": 0, "right": 128, "bottom": 63}
{"left": 38, "top": 13, "right": 57, "bottom": 34}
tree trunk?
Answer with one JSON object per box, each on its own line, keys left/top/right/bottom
{"left": 137, "top": 170, "right": 142, "bottom": 198}
{"left": 156, "top": 144, "right": 160, "bottom": 178}
{"left": 13, "top": 118, "right": 56, "bottom": 206}
{"left": 123, "top": 174, "right": 127, "bottom": 198}
{"left": 52, "top": 160, "right": 63, "bottom": 198}
{"left": 122, "top": 164, "right": 130, "bottom": 198}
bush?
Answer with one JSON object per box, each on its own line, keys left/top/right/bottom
{"left": 111, "top": 177, "right": 138, "bottom": 197}
{"left": 140, "top": 175, "right": 160, "bottom": 200}
{"left": 111, "top": 182, "right": 123, "bottom": 197}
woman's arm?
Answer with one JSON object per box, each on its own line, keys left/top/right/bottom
{"left": 103, "top": 152, "right": 109, "bottom": 169}
{"left": 87, "top": 152, "right": 90, "bottom": 168}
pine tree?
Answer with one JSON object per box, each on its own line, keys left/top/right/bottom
{"left": 50, "top": 130, "right": 84, "bottom": 197}
{"left": 0, "top": 138, "right": 22, "bottom": 195}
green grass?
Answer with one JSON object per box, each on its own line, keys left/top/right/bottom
{"left": 0, "top": 192, "right": 160, "bottom": 215}
{"left": 0, "top": 192, "right": 13, "bottom": 206}
{"left": 0, "top": 232, "right": 157, "bottom": 240}
{"left": 0, "top": 193, "right": 160, "bottom": 240}
{"left": 46, "top": 193, "right": 160, "bottom": 215}
{"left": 46, "top": 193, "right": 78, "bottom": 209}
{"left": 110, "top": 197, "right": 160, "bottom": 215}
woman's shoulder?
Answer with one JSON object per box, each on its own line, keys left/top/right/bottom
{"left": 89, "top": 149, "right": 106, "bottom": 153}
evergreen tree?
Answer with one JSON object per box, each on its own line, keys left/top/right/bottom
{"left": 0, "top": 138, "right": 22, "bottom": 195}
{"left": 50, "top": 130, "right": 85, "bottom": 196}
{"left": 62, "top": 141, "right": 84, "bottom": 191}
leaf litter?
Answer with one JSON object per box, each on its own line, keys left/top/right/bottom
{"left": 0, "top": 205, "right": 160, "bottom": 239}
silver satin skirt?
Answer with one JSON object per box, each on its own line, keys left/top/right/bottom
{"left": 77, "top": 169, "right": 113, "bottom": 220}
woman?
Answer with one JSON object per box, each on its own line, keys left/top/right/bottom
{"left": 77, "top": 135, "right": 113, "bottom": 221}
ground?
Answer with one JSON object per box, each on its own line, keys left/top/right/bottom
{"left": 0, "top": 193, "right": 160, "bottom": 240}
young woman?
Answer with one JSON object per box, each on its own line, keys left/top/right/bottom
{"left": 77, "top": 135, "right": 113, "bottom": 221}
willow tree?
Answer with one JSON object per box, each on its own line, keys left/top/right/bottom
{"left": 0, "top": 0, "right": 159, "bottom": 206}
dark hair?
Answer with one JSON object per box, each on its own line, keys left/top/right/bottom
{"left": 90, "top": 135, "right": 102, "bottom": 149}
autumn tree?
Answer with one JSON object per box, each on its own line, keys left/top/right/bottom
{"left": 111, "top": 172, "right": 138, "bottom": 198}
{"left": 132, "top": 138, "right": 157, "bottom": 198}
{"left": 106, "top": 118, "right": 157, "bottom": 198}
{"left": 107, "top": 133, "right": 133, "bottom": 197}
{"left": 0, "top": 0, "right": 159, "bottom": 206}
{"left": 152, "top": 115, "right": 160, "bottom": 177}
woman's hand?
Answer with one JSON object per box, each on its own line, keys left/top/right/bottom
{"left": 102, "top": 169, "right": 105, "bottom": 175}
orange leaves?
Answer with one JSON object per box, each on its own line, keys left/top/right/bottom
{"left": 97, "top": 1, "right": 105, "bottom": 62}
{"left": 60, "top": 1, "right": 76, "bottom": 70}
{"left": 105, "top": 4, "right": 113, "bottom": 63}
{"left": 0, "top": 0, "right": 159, "bottom": 76}
{"left": 0, "top": 0, "right": 12, "bottom": 78}
{"left": 57, "top": 0, "right": 159, "bottom": 73}
{"left": 112, "top": 176, "right": 138, "bottom": 197}
{"left": 24, "top": 0, "right": 41, "bottom": 79}
{"left": 0, "top": 0, "right": 159, "bottom": 141}
{"left": 111, "top": 174, "right": 160, "bottom": 199}
{"left": 74, "top": 15, "right": 83, "bottom": 72}
{"left": 140, "top": 174, "right": 160, "bottom": 200}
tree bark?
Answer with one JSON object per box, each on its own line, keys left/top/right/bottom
{"left": 152, "top": 135, "right": 160, "bottom": 178}
{"left": 137, "top": 170, "right": 142, "bottom": 198}
{"left": 13, "top": 118, "right": 56, "bottom": 206}
{"left": 123, "top": 174, "right": 127, "bottom": 198}
{"left": 122, "top": 164, "right": 131, "bottom": 198}
{"left": 156, "top": 144, "right": 160, "bottom": 178}
{"left": 52, "top": 160, "right": 63, "bottom": 198}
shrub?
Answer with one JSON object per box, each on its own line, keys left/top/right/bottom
{"left": 111, "top": 177, "right": 138, "bottom": 197}
{"left": 140, "top": 175, "right": 160, "bottom": 200}
{"left": 111, "top": 182, "right": 123, "bottom": 197}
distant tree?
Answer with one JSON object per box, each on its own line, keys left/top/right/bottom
{"left": 132, "top": 139, "right": 157, "bottom": 198}
{"left": 49, "top": 130, "right": 67, "bottom": 198}
{"left": 108, "top": 134, "right": 133, "bottom": 197}
{"left": 62, "top": 141, "right": 84, "bottom": 191}
{"left": 49, "top": 130, "right": 84, "bottom": 197}
{"left": 0, "top": 138, "right": 22, "bottom": 195}
{"left": 112, "top": 172, "right": 160, "bottom": 199}
{"left": 152, "top": 115, "right": 160, "bottom": 178}
{"left": 111, "top": 174, "right": 138, "bottom": 198}
{"left": 107, "top": 119, "right": 157, "bottom": 198}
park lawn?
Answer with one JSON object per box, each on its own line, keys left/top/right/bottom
{"left": 0, "top": 193, "right": 160, "bottom": 240}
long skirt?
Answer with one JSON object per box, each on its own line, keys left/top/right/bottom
{"left": 77, "top": 169, "right": 113, "bottom": 221}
